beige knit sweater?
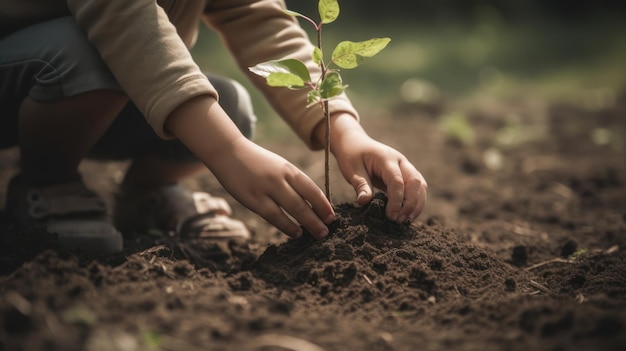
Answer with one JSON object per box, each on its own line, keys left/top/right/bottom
{"left": 0, "top": 0, "right": 359, "bottom": 150}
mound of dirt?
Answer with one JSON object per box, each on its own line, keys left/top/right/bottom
{"left": 252, "top": 193, "right": 529, "bottom": 318}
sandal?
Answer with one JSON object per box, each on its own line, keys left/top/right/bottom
{"left": 4, "top": 174, "right": 123, "bottom": 255}
{"left": 113, "top": 184, "right": 250, "bottom": 240}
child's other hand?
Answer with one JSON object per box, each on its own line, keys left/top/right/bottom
{"left": 324, "top": 114, "right": 428, "bottom": 224}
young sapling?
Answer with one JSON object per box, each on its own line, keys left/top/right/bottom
{"left": 249, "top": 0, "right": 390, "bottom": 203}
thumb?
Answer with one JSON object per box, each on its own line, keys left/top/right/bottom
{"left": 352, "top": 172, "right": 373, "bottom": 207}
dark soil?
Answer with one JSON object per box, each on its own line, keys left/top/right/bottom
{"left": 1, "top": 92, "right": 625, "bottom": 351}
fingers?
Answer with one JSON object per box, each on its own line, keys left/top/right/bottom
{"left": 377, "top": 158, "right": 427, "bottom": 224}
{"left": 253, "top": 170, "right": 334, "bottom": 240}
{"left": 396, "top": 160, "right": 428, "bottom": 223}
{"left": 349, "top": 164, "right": 373, "bottom": 207}
{"left": 255, "top": 200, "right": 304, "bottom": 239}
{"left": 289, "top": 173, "right": 335, "bottom": 225}
{"left": 285, "top": 173, "right": 335, "bottom": 239}
{"left": 380, "top": 160, "right": 406, "bottom": 222}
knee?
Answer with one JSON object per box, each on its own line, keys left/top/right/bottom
{"left": 29, "top": 17, "right": 121, "bottom": 100}
{"left": 43, "top": 17, "right": 110, "bottom": 74}
{"left": 206, "top": 74, "right": 257, "bottom": 140}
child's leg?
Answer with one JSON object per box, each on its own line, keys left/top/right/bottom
{"left": 18, "top": 91, "right": 126, "bottom": 186}
{"left": 0, "top": 16, "right": 126, "bottom": 179}
{"left": 1, "top": 17, "right": 126, "bottom": 254}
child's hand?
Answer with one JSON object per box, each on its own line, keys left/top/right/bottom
{"left": 318, "top": 113, "right": 428, "bottom": 224}
{"left": 166, "top": 96, "right": 334, "bottom": 239}
{"left": 337, "top": 136, "right": 427, "bottom": 224}
{"left": 208, "top": 139, "right": 335, "bottom": 239}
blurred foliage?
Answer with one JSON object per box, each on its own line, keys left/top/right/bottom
{"left": 439, "top": 112, "right": 475, "bottom": 145}
{"left": 61, "top": 303, "right": 97, "bottom": 325}
{"left": 142, "top": 331, "right": 163, "bottom": 350}
{"left": 286, "top": 0, "right": 626, "bottom": 23}
{"left": 191, "top": 1, "right": 626, "bottom": 143}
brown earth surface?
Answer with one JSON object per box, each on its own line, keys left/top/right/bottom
{"left": 1, "top": 91, "right": 625, "bottom": 351}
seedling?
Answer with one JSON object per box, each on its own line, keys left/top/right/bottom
{"left": 249, "top": 0, "right": 390, "bottom": 202}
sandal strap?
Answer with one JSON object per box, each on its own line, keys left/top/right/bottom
{"left": 179, "top": 212, "right": 249, "bottom": 239}
{"left": 114, "top": 184, "right": 248, "bottom": 239}
{"left": 192, "top": 192, "right": 231, "bottom": 216}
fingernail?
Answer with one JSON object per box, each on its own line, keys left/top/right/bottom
{"left": 317, "top": 227, "right": 329, "bottom": 239}
{"left": 357, "top": 190, "right": 367, "bottom": 201}
{"left": 325, "top": 214, "right": 335, "bottom": 224}
{"left": 293, "top": 229, "right": 303, "bottom": 238}
{"left": 389, "top": 211, "right": 399, "bottom": 222}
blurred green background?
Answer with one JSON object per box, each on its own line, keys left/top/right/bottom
{"left": 191, "top": 0, "right": 626, "bottom": 143}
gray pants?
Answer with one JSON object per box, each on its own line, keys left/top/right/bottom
{"left": 0, "top": 16, "right": 256, "bottom": 161}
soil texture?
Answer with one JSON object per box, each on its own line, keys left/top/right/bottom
{"left": 1, "top": 92, "right": 625, "bottom": 351}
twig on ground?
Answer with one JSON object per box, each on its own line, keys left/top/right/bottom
{"left": 526, "top": 245, "right": 620, "bottom": 272}
{"left": 603, "top": 245, "right": 619, "bottom": 255}
{"left": 525, "top": 258, "right": 571, "bottom": 271}
{"left": 510, "top": 224, "right": 537, "bottom": 237}
{"left": 529, "top": 280, "right": 557, "bottom": 297}
{"left": 137, "top": 244, "right": 169, "bottom": 256}
{"left": 252, "top": 333, "right": 326, "bottom": 351}
{"left": 498, "top": 220, "right": 548, "bottom": 239}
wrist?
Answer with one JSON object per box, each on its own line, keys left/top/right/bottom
{"left": 313, "top": 112, "right": 366, "bottom": 154}
{"left": 165, "top": 95, "right": 247, "bottom": 165}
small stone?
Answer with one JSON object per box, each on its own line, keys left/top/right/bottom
{"left": 510, "top": 245, "right": 528, "bottom": 267}
{"left": 504, "top": 277, "right": 516, "bottom": 292}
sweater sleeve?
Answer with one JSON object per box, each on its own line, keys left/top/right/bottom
{"left": 66, "top": 0, "right": 218, "bottom": 139}
{"left": 203, "top": 0, "right": 360, "bottom": 150}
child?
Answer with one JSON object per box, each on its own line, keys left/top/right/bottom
{"left": 0, "top": 0, "right": 427, "bottom": 254}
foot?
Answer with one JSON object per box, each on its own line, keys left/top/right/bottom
{"left": 113, "top": 184, "right": 250, "bottom": 240}
{"left": 5, "top": 175, "right": 123, "bottom": 255}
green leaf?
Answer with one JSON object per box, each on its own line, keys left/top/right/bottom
{"left": 319, "top": 0, "right": 339, "bottom": 24}
{"left": 319, "top": 71, "right": 347, "bottom": 99}
{"left": 62, "top": 304, "right": 97, "bottom": 325}
{"left": 570, "top": 248, "right": 588, "bottom": 261}
{"left": 266, "top": 72, "right": 306, "bottom": 89}
{"left": 249, "top": 59, "right": 311, "bottom": 83}
{"left": 331, "top": 38, "right": 391, "bottom": 69}
{"left": 143, "top": 331, "right": 163, "bottom": 349}
{"left": 312, "top": 47, "right": 323, "bottom": 65}
{"left": 307, "top": 90, "right": 321, "bottom": 105}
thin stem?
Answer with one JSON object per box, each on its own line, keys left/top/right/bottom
{"left": 316, "top": 23, "right": 331, "bottom": 202}
{"left": 323, "top": 100, "right": 331, "bottom": 201}
{"left": 300, "top": 14, "right": 319, "bottom": 31}
{"left": 317, "top": 28, "right": 327, "bottom": 78}
{"left": 317, "top": 25, "right": 324, "bottom": 66}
